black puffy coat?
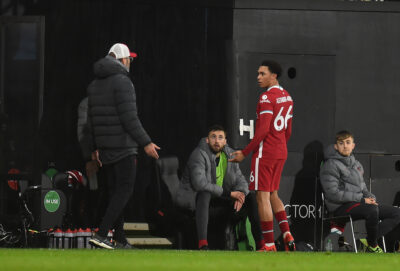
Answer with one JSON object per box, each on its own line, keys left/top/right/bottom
{"left": 87, "top": 55, "right": 151, "bottom": 164}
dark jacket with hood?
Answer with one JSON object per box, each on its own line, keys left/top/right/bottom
{"left": 175, "top": 138, "right": 249, "bottom": 210}
{"left": 320, "top": 144, "right": 375, "bottom": 212}
{"left": 86, "top": 55, "right": 151, "bottom": 164}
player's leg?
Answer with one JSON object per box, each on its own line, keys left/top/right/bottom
{"left": 270, "top": 190, "right": 285, "bottom": 213}
{"left": 270, "top": 190, "right": 295, "bottom": 251}
{"left": 195, "top": 191, "right": 212, "bottom": 250}
{"left": 251, "top": 156, "right": 276, "bottom": 251}
{"left": 256, "top": 191, "right": 275, "bottom": 251}
{"left": 377, "top": 204, "right": 400, "bottom": 238}
{"left": 335, "top": 202, "right": 382, "bottom": 252}
{"left": 257, "top": 191, "right": 273, "bottom": 221}
{"left": 270, "top": 159, "right": 295, "bottom": 251}
{"left": 244, "top": 192, "right": 265, "bottom": 250}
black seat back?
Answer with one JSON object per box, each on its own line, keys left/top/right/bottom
{"left": 155, "top": 156, "right": 180, "bottom": 203}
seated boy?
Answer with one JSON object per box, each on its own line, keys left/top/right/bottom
{"left": 320, "top": 130, "right": 400, "bottom": 253}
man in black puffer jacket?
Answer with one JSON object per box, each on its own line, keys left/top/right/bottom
{"left": 87, "top": 43, "right": 160, "bottom": 249}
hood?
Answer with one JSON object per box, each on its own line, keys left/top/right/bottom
{"left": 324, "top": 144, "right": 355, "bottom": 167}
{"left": 197, "top": 137, "right": 234, "bottom": 157}
{"left": 93, "top": 55, "right": 128, "bottom": 78}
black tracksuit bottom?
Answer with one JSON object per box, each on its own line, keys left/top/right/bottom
{"left": 334, "top": 201, "right": 400, "bottom": 247}
{"left": 98, "top": 155, "right": 136, "bottom": 243}
{"left": 195, "top": 191, "right": 263, "bottom": 249}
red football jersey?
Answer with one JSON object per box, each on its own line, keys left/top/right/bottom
{"left": 242, "top": 85, "right": 293, "bottom": 159}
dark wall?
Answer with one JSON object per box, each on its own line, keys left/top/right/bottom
{"left": 1, "top": 0, "right": 234, "bottom": 221}
{"left": 8, "top": 0, "right": 234, "bottom": 171}
{"left": 231, "top": 0, "right": 400, "bottom": 154}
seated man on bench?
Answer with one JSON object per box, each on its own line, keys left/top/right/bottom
{"left": 175, "top": 125, "right": 266, "bottom": 250}
{"left": 320, "top": 130, "right": 400, "bottom": 253}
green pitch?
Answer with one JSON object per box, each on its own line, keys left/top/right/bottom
{"left": 1, "top": 249, "right": 399, "bottom": 271}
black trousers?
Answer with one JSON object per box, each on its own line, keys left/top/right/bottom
{"left": 195, "top": 191, "right": 263, "bottom": 247}
{"left": 334, "top": 201, "right": 400, "bottom": 247}
{"left": 98, "top": 155, "right": 136, "bottom": 243}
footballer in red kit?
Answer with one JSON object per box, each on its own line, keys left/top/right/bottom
{"left": 230, "top": 60, "right": 296, "bottom": 252}
{"left": 243, "top": 85, "right": 293, "bottom": 191}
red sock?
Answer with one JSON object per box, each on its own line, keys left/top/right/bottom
{"left": 261, "top": 221, "right": 274, "bottom": 245}
{"left": 275, "top": 211, "right": 290, "bottom": 235}
{"left": 330, "top": 222, "right": 345, "bottom": 234}
{"left": 198, "top": 239, "right": 208, "bottom": 248}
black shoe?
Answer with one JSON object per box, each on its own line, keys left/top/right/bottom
{"left": 115, "top": 241, "right": 136, "bottom": 249}
{"left": 199, "top": 245, "right": 209, "bottom": 251}
{"left": 338, "top": 236, "right": 353, "bottom": 252}
{"left": 89, "top": 233, "right": 115, "bottom": 249}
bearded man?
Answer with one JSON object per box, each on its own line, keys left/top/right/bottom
{"left": 175, "top": 125, "right": 265, "bottom": 250}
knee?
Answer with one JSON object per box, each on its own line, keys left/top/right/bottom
{"left": 270, "top": 191, "right": 279, "bottom": 201}
{"left": 392, "top": 207, "right": 400, "bottom": 222}
{"left": 256, "top": 192, "right": 270, "bottom": 206}
{"left": 366, "top": 205, "right": 379, "bottom": 220}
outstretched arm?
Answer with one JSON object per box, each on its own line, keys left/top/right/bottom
{"left": 229, "top": 113, "right": 272, "bottom": 162}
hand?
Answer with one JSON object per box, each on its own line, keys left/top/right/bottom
{"left": 230, "top": 191, "right": 245, "bottom": 204}
{"left": 85, "top": 160, "right": 99, "bottom": 177}
{"left": 144, "top": 143, "right": 161, "bottom": 159}
{"left": 234, "top": 200, "right": 243, "bottom": 212}
{"left": 228, "top": 150, "right": 245, "bottom": 163}
{"left": 364, "top": 198, "right": 378, "bottom": 205}
{"left": 91, "top": 150, "right": 102, "bottom": 167}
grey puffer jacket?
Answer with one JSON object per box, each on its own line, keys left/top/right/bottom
{"left": 77, "top": 97, "right": 92, "bottom": 161}
{"left": 320, "top": 144, "right": 375, "bottom": 212}
{"left": 87, "top": 55, "right": 151, "bottom": 164}
{"left": 175, "top": 138, "right": 249, "bottom": 210}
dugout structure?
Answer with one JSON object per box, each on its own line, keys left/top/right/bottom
{"left": 227, "top": 0, "right": 400, "bottom": 250}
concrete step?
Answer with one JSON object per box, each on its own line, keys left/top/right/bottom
{"left": 124, "top": 222, "right": 173, "bottom": 248}
{"left": 127, "top": 237, "right": 173, "bottom": 246}
{"left": 123, "top": 222, "right": 149, "bottom": 231}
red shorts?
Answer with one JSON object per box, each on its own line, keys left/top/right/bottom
{"left": 249, "top": 157, "right": 286, "bottom": 192}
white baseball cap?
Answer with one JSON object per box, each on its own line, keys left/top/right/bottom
{"left": 109, "top": 43, "right": 137, "bottom": 60}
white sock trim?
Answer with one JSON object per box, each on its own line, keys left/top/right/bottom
{"left": 283, "top": 231, "right": 291, "bottom": 239}
{"left": 330, "top": 228, "right": 343, "bottom": 235}
{"left": 262, "top": 230, "right": 274, "bottom": 234}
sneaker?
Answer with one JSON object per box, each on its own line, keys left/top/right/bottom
{"left": 89, "top": 233, "right": 115, "bottom": 249}
{"left": 359, "top": 238, "right": 383, "bottom": 253}
{"left": 359, "top": 238, "right": 371, "bottom": 252}
{"left": 284, "top": 232, "right": 296, "bottom": 251}
{"left": 257, "top": 244, "right": 277, "bottom": 252}
{"left": 199, "top": 245, "right": 209, "bottom": 251}
{"left": 359, "top": 238, "right": 368, "bottom": 252}
{"left": 367, "top": 245, "right": 384, "bottom": 253}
